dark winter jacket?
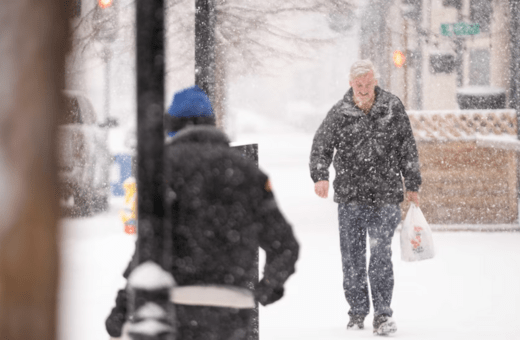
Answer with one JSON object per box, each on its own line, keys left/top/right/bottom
{"left": 309, "top": 86, "right": 421, "bottom": 205}
{"left": 106, "top": 126, "right": 299, "bottom": 337}
{"left": 162, "top": 126, "right": 299, "bottom": 291}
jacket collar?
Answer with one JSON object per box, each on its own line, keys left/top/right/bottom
{"left": 343, "top": 86, "right": 385, "bottom": 117}
{"left": 166, "top": 125, "right": 230, "bottom": 147}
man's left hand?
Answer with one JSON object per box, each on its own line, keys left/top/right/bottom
{"left": 255, "top": 279, "right": 284, "bottom": 306}
{"left": 407, "top": 191, "right": 420, "bottom": 207}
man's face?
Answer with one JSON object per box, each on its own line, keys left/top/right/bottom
{"left": 349, "top": 71, "right": 377, "bottom": 106}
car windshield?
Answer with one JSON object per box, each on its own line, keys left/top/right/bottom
{"left": 60, "top": 96, "right": 83, "bottom": 125}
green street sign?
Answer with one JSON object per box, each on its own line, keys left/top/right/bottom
{"left": 441, "top": 23, "right": 480, "bottom": 36}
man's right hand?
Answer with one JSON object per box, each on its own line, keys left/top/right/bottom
{"left": 314, "top": 180, "right": 329, "bottom": 198}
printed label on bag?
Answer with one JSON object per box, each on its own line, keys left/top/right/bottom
{"left": 411, "top": 226, "right": 424, "bottom": 254}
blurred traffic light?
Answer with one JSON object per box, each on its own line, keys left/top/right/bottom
{"left": 94, "top": 0, "right": 117, "bottom": 42}
{"left": 393, "top": 50, "right": 406, "bottom": 68}
{"left": 98, "top": 0, "right": 113, "bottom": 9}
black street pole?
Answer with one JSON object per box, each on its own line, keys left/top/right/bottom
{"left": 232, "top": 144, "right": 259, "bottom": 340}
{"left": 510, "top": 0, "right": 520, "bottom": 225}
{"left": 136, "top": 0, "right": 165, "bottom": 267}
{"left": 455, "top": 5, "right": 464, "bottom": 88}
{"left": 195, "top": 3, "right": 258, "bottom": 338}
{"left": 410, "top": 0, "right": 422, "bottom": 110}
{"left": 195, "top": 0, "right": 216, "bottom": 102}
{"left": 127, "top": 1, "right": 176, "bottom": 339}
{"left": 103, "top": 46, "right": 111, "bottom": 121}
{"left": 510, "top": 0, "right": 520, "bottom": 136}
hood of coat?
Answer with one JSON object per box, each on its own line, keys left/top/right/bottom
{"left": 166, "top": 125, "right": 230, "bottom": 148}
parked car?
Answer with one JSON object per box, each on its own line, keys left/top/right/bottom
{"left": 58, "top": 90, "right": 117, "bottom": 216}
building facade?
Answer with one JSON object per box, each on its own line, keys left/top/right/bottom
{"left": 361, "top": 0, "right": 512, "bottom": 111}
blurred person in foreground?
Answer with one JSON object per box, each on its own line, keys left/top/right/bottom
{"left": 105, "top": 85, "right": 299, "bottom": 340}
{"left": 309, "top": 60, "right": 421, "bottom": 335}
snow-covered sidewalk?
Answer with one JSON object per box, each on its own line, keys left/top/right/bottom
{"left": 241, "top": 128, "right": 520, "bottom": 340}
{"left": 59, "top": 120, "right": 520, "bottom": 340}
{"left": 260, "top": 231, "right": 520, "bottom": 340}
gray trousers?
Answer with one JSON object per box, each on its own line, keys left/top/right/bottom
{"left": 338, "top": 203, "right": 401, "bottom": 318}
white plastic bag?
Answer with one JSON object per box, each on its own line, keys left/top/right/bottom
{"left": 400, "top": 203, "right": 435, "bottom": 262}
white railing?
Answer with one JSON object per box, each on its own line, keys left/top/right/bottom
{"left": 407, "top": 109, "right": 517, "bottom": 140}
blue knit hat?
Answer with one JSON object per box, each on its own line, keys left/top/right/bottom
{"left": 165, "top": 85, "right": 215, "bottom": 137}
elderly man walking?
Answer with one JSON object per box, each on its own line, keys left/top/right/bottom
{"left": 309, "top": 60, "right": 421, "bottom": 335}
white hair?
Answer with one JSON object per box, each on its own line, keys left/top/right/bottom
{"left": 349, "top": 60, "right": 379, "bottom": 82}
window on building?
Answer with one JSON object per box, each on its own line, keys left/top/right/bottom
{"left": 443, "top": 0, "right": 462, "bottom": 10}
{"left": 469, "top": 49, "right": 490, "bottom": 86}
{"left": 470, "top": 0, "right": 492, "bottom": 33}
{"left": 402, "top": 0, "right": 422, "bottom": 20}
{"left": 430, "top": 54, "right": 456, "bottom": 74}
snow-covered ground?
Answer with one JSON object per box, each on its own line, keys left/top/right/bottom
{"left": 59, "top": 111, "right": 520, "bottom": 340}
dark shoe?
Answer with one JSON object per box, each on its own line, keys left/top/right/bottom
{"left": 347, "top": 314, "right": 365, "bottom": 330}
{"left": 373, "top": 314, "right": 397, "bottom": 335}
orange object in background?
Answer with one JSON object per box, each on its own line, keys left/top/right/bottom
{"left": 120, "top": 177, "right": 137, "bottom": 235}
{"left": 393, "top": 50, "right": 406, "bottom": 68}
{"left": 124, "top": 222, "right": 136, "bottom": 235}
{"left": 98, "top": 0, "right": 113, "bottom": 9}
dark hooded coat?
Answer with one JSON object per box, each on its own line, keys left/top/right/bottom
{"left": 310, "top": 86, "right": 421, "bottom": 205}
{"left": 162, "top": 126, "right": 299, "bottom": 291}
{"left": 106, "top": 126, "right": 299, "bottom": 338}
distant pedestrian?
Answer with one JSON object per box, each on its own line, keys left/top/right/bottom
{"left": 309, "top": 60, "right": 421, "bottom": 335}
{"left": 106, "top": 85, "right": 299, "bottom": 340}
